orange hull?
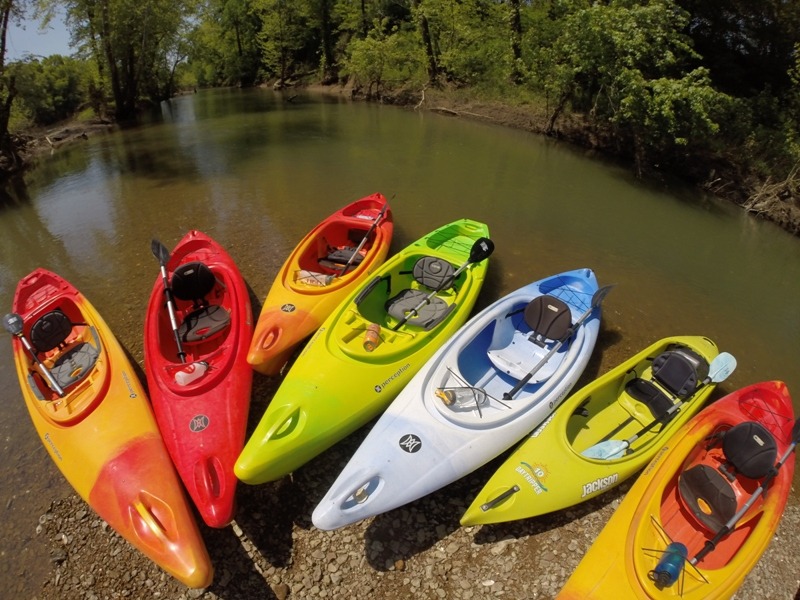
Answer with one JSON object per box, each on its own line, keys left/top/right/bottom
{"left": 247, "top": 193, "right": 393, "bottom": 375}
{"left": 10, "top": 269, "right": 212, "bottom": 588}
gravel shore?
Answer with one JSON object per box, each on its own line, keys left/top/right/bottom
{"left": 29, "top": 372, "right": 800, "bottom": 600}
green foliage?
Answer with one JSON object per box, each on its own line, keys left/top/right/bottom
{"left": 342, "top": 22, "right": 427, "bottom": 97}
{"left": 415, "top": 0, "right": 513, "bottom": 87}
{"left": 9, "top": 56, "right": 88, "bottom": 126}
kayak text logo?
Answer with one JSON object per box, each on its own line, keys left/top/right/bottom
{"left": 398, "top": 434, "right": 422, "bottom": 453}
{"left": 581, "top": 473, "right": 619, "bottom": 498}
{"left": 516, "top": 462, "right": 548, "bottom": 494}
{"left": 190, "top": 414, "right": 210, "bottom": 432}
{"left": 374, "top": 362, "right": 411, "bottom": 393}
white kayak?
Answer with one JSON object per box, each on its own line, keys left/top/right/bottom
{"left": 312, "top": 268, "right": 610, "bottom": 530}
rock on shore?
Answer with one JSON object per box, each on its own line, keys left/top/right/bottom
{"left": 31, "top": 425, "right": 800, "bottom": 600}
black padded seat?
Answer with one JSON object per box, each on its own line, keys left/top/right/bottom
{"left": 679, "top": 464, "right": 738, "bottom": 532}
{"left": 721, "top": 421, "right": 777, "bottom": 479}
{"left": 524, "top": 295, "right": 572, "bottom": 346}
{"left": 30, "top": 310, "right": 100, "bottom": 389}
{"left": 322, "top": 246, "right": 364, "bottom": 268}
{"left": 385, "top": 257, "right": 456, "bottom": 330}
{"left": 171, "top": 262, "right": 217, "bottom": 302}
{"left": 170, "top": 261, "right": 231, "bottom": 342}
{"left": 30, "top": 310, "right": 73, "bottom": 353}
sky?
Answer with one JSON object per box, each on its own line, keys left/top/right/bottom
{"left": 6, "top": 13, "right": 72, "bottom": 61}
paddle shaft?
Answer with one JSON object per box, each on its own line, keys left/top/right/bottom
{"left": 17, "top": 330, "right": 67, "bottom": 397}
{"left": 391, "top": 237, "right": 493, "bottom": 331}
{"left": 583, "top": 352, "right": 737, "bottom": 459}
{"left": 502, "top": 285, "right": 613, "bottom": 400}
{"left": 691, "top": 418, "right": 800, "bottom": 565}
{"left": 339, "top": 202, "right": 388, "bottom": 276}
{"left": 152, "top": 240, "right": 187, "bottom": 364}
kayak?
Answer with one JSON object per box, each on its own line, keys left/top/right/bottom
{"left": 312, "top": 268, "right": 606, "bottom": 530}
{"left": 145, "top": 230, "right": 254, "bottom": 528}
{"left": 461, "top": 336, "right": 730, "bottom": 526}
{"left": 558, "top": 380, "right": 797, "bottom": 599}
{"left": 6, "top": 269, "right": 212, "bottom": 588}
{"left": 247, "top": 193, "right": 394, "bottom": 376}
{"left": 235, "top": 218, "right": 492, "bottom": 484}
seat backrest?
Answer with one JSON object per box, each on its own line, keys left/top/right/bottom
{"left": 722, "top": 421, "right": 777, "bottom": 479}
{"left": 651, "top": 347, "right": 708, "bottom": 399}
{"left": 30, "top": 310, "right": 74, "bottom": 353}
{"left": 523, "top": 295, "right": 572, "bottom": 343}
{"left": 412, "top": 257, "right": 455, "bottom": 291}
{"left": 171, "top": 262, "right": 216, "bottom": 303}
{"left": 678, "top": 464, "right": 738, "bottom": 532}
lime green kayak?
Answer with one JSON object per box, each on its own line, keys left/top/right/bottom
{"left": 235, "top": 219, "right": 492, "bottom": 484}
{"left": 461, "top": 336, "right": 734, "bottom": 525}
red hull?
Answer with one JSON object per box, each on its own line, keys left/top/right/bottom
{"left": 145, "top": 230, "right": 253, "bottom": 528}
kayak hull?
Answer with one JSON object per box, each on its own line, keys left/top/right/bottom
{"left": 558, "top": 380, "right": 796, "bottom": 599}
{"left": 145, "top": 230, "right": 254, "bottom": 528}
{"left": 11, "top": 269, "right": 212, "bottom": 588}
{"left": 312, "top": 268, "right": 602, "bottom": 530}
{"left": 247, "top": 193, "right": 393, "bottom": 376}
{"left": 461, "top": 336, "right": 722, "bottom": 526}
{"left": 235, "top": 218, "right": 491, "bottom": 484}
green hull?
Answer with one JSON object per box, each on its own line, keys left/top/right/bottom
{"left": 461, "top": 335, "right": 721, "bottom": 525}
{"left": 235, "top": 219, "right": 491, "bottom": 484}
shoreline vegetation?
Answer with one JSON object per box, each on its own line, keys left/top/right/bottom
{"left": 13, "top": 80, "right": 800, "bottom": 239}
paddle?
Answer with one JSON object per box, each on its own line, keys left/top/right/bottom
{"left": 3, "top": 312, "right": 66, "bottom": 397}
{"left": 391, "top": 237, "right": 494, "bottom": 331}
{"left": 502, "top": 284, "right": 615, "bottom": 400}
{"left": 582, "top": 351, "right": 737, "bottom": 460}
{"left": 150, "top": 238, "right": 187, "bottom": 363}
{"left": 690, "top": 417, "right": 800, "bottom": 566}
{"left": 338, "top": 202, "right": 389, "bottom": 277}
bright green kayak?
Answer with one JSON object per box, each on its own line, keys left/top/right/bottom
{"left": 461, "top": 335, "right": 735, "bottom": 525}
{"left": 235, "top": 218, "right": 492, "bottom": 484}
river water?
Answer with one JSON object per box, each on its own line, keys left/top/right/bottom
{"left": 1, "top": 88, "right": 798, "bottom": 596}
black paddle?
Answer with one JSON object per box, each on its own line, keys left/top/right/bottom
{"left": 3, "top": 312, "right": 66, "bottom": 397}
{"left": 338, "top": 202, "right": 389, "bottom": 277}
{"left": 391, "top": 237, "right": 494, "bottom": 331}
{"left": 502, "top": 284, "right": 614, "bottom": 400}
{"left": 582, "top": 351, "right": 737, "bottom": 459}
{"left": 150, "top": 238, "right": 187, "bottom": 363}
{"left": 690, "top": 417, "right": 800, "bottom": 566}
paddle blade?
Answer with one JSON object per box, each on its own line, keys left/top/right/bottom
{"left": 582, "top": 440, "right": 628, "bottom": 460}
{"left": 2, "top": 313, "right": 24, "bottom": 336}
{"left": 708, "top": 352, "right": 736, "bottom": 383}
{"left": 150, "top": 238, "right": 171, "bottom": 266}
{"left": 469, "top": 237, "right": 494, "bottom": 264}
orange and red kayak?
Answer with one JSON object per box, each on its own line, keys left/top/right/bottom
{"left": 8, "top": 268, "right": 212, "bottom": 588}
{"left": 247, "top": 193, "right": 393, "bottom": 376}
{"left": 145, "top": 230, "right": 253, "bottom": 528}
{"left": 559, "top": 380, "right": 796, "bottom": 599}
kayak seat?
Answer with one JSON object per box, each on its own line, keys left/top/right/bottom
{"left": 30, "top": 310, "right": 100, "bottom": 389}
{"left": 385, "top": 257, "right": 456, "bottom": 330}
{"left": 679, "top": 421, "right": 777, "bottom": 532}
{"left": 624, "top": 347, "right": 709, "bottom": 422}
{"left": 172, "top": 262, "right": 231, "bottom": 343}
{"left": 678, "top": 464, "right": 738, "bottom": 532}
{"left": 320, "top": 246, "right": 364, "bottom": 270}
{"left": 486, "top": 295, "right": 572, "bottom": 382}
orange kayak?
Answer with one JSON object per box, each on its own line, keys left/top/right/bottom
{"left": 7, "top": 269, "right": 212, "bottom": 588}
{"left": 247, "top": 193, "right": 393, "bottom": 375}
{"left": 559, "top": 381, "right": 796, "bottom": 599}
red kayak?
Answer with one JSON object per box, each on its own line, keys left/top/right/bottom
{"left": 145, "top": 230, "right": 253, "bottom": 528}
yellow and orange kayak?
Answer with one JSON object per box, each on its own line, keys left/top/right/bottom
{"left": 559, "top": 380, "right": 796, "bottom": 599}
{"left": 7, "top": 269, "right": 212, "bottom": 588}
{"left": 247, "top": 193, "right": 393, "bottom": 376}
